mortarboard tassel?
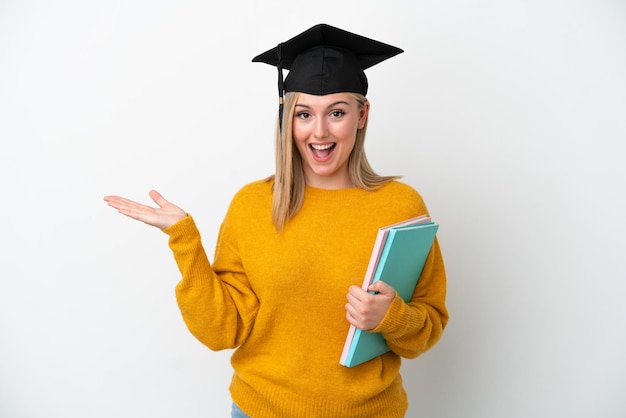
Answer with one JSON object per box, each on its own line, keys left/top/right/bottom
{"left": 277, "top": 43, "right": 284, "bottom": 132}
{"left": 276, "top": 43, "right": 285, "bottom": 185}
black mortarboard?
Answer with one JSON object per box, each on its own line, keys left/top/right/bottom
{"left": 252, "top": 24, "right": 403, "bottom": 128}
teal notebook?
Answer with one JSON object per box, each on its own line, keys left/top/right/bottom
{"left": 339, "top": 220, "right": 439, "bottom": 367}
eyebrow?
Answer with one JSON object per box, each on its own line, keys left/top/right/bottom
{"left": 295, "top": 100, "right": 351, "bottom": 109}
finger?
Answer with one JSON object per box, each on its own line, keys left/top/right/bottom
{"left": 345, "top": 292, "right": 360, "bottom": 307}
{"left": 347, "top": 285, "right": 368, "bottom": 301}
{"left": 368, "top": 280, "right": 394, "bottom": 295}
{"left": 104, "top": 195, "right": 136, "bottom": 210}
{"left": 148, "top": 190, "right": 169, "bottom": 207}
{"left": 345, "top": 309, "right": 357, "bottom": 326}
{"left": 104, "top": 195, "right": 136, "bottom": 206}
{"left": 345, "top": 302, "right": 353, "bottom": 315}
{"left": 346, "top": 294, "right": 373, "bottom": 318}
{"left": 103, "top": 195, "right": 121, "bottom": 206}
{"left": 113, "top": 198, "right": 148, "bottom": 214}
{"left": 345, "top": 303, "right": 359, "bottom": 323}
{"left": 116, "top": 203, "right": 148, "bottom": 220}
{"left": 104, "top": 196, "right": 151, "bottom": 220}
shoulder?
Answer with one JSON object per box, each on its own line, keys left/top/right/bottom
{"left": 232, "top": 178, "right": 274, "bottom": 202}
{"left": 375, "top": 180, "right": 430, "bottom": 216}
{"left": 376, "top": 180, "right": 424, "bottom": 203}
{"left": 226, "top": 178, "right": 274, "bottom": 219}
{"left": 379, "top": 180, "right": 421, "bottom": 197}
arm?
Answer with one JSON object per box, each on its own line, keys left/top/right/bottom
{"left": 345, "top": 238, "right": 448, "bottom": 359}
{"left": 166, "top": 217, "right": 259, "bottom": 351}
{"left": 104, "top": 190, "right": 259, "bottom": 350}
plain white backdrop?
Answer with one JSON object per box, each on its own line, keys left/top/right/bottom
{"left": 1, "top": 1, "right": 625, "bottom": 417}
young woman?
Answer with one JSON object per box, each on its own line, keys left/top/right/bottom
{"left": 104, "top": 24, "right": 448, "bottom": 418}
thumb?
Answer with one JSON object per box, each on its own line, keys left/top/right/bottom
{"left": 148, "top": 190, "right": 168, "bottom": 207}
{"left": 368, "top": 280, "right": 395, "bottom": 295}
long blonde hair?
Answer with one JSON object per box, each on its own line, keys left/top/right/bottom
{"left": 268, "top": 92, "right": 399, "bottom": 230}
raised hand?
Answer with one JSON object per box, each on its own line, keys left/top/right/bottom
{"left": 103, "top": 190, "right": 187, "bottom": 230}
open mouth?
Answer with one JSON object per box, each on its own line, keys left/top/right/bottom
{"left": 310, "top": 143, "right": 336, "bottom": 159}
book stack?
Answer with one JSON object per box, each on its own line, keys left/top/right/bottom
{"left": 340, "top": 216, "right": 439, "bottom": 367}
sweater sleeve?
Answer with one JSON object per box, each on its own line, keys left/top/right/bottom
{"left": 370, "top": 237, "right": 448, "bottom": 359}
{"left": 163, "top": 215, "right": 259, "bottom": 351}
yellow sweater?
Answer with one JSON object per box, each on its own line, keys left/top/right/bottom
{"left": 164, "top": 179, "right": 448, "bottom": 418}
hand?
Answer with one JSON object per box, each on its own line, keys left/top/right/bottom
{"left": 345, "top": 281, "right": 396, "bottom": 331}
{"left": 103, "top": 190, "right": 187, "bottom": 230}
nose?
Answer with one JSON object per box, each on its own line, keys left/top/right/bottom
{"left": 313, "top": 117, "right": 329, "bottom": 139}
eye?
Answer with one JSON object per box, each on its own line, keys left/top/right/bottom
{"left": 330, "top": 110, "right": 345, "bottom": 118}
{"left": 296, "top": 112, "right": 310, "bottom": 119}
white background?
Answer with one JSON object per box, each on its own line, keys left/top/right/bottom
{"left": 1, "top": 1, "right": 625, "bottom": 417}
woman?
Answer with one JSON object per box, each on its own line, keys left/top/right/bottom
{"left": 105, "top": 24, "right": 448, "bottom": 418}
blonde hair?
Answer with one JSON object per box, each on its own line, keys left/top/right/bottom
{"left": 268, "top": 92, "right": 399, "bottom": 230}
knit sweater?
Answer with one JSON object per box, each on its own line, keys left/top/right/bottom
{"left": 163, "top": 179, "right": 448, "bottom": 418}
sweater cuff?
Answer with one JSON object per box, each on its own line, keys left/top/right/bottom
{"left": 162, "top": 214, "right": 195, "bottom": 237}
{"left": 371, "top": 294, "right": 423, "bottom": 335}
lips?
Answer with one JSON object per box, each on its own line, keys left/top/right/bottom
{"left": 310, "top": 143, "right": 336, "bottom": 159}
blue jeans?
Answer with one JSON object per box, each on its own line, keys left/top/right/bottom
{"left": 231, "top": 403, "right": 250, "bottom": 418}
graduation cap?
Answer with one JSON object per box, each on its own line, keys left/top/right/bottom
{"left": 252, "top": 24, "right": 403, "bottom": 128}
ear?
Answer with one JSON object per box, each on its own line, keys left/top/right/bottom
{"left": 358, "top": 100, "right": 370, "bottom": 129}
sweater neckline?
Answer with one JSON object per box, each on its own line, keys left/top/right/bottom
{"left": 304, "top": 185, "right": 371, "bottom": 200}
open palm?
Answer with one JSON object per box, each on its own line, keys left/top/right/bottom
{"left": 103, "top": 190, "right": 187, "bottom": 230}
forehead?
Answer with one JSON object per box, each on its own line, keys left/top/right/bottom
{"left": 295, "top": 92, "right": 355, "bottom": 108}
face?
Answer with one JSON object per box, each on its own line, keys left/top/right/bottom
{"left": 292, "top": 93, "right": 369, "bottom": 189}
